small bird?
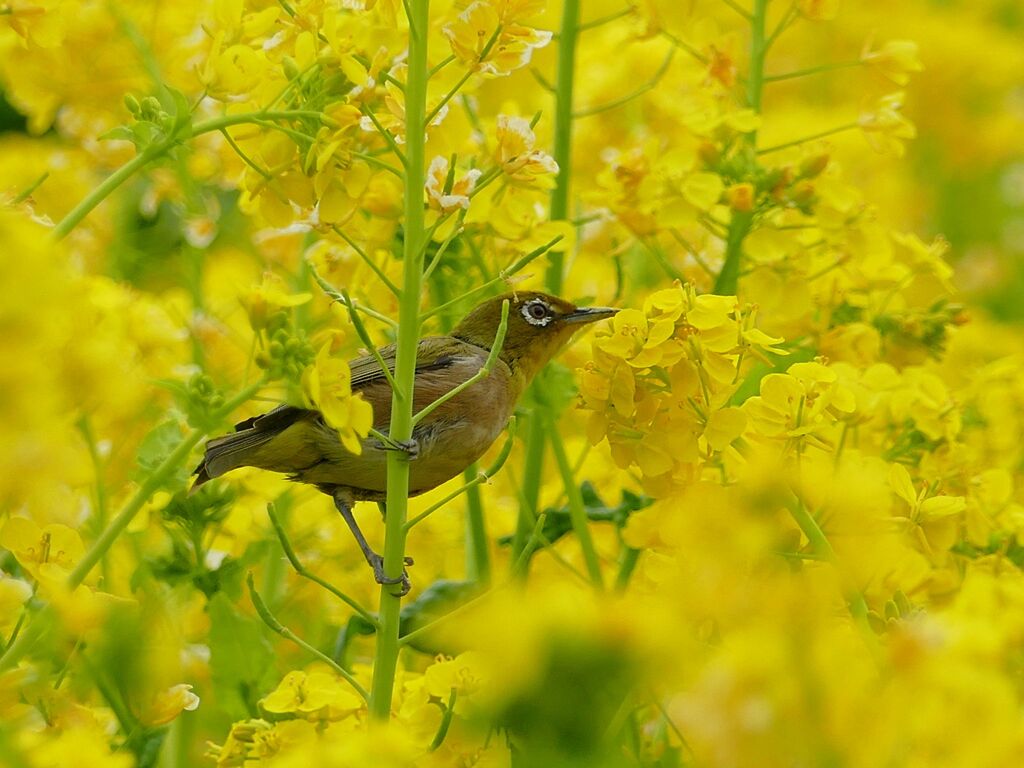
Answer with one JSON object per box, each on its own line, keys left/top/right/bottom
{"left": 193, "top": 291, "right": 616, "bottom": 593}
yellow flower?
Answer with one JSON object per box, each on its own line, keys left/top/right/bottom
{"left": 858, "top": 92, "right": 917, "bottom": 157}
{"left": 0, "top": 516, "right": 84, "bottom": 577}
{"left": 425, "top": 155, "right": 482, "bottom": 214}
{"left": 493, "top": 114, "right": 559, "bottom": 185}
{"left": 861, "top": 40, "right": 924, "bottom": 86}
{"left": 443, "top": 0, "right": 552, "bottom": 77}
{"left": 302, "top": 342, "right": 375, "bottom": 455}
{"left": 261, "top": 670, "right": 364, "bottom": 721}
{"left": 137, "top": 683, "right": 201, "bottom": 726}
{"left": 242, "top": 272, "right": 313, "bottom": 332}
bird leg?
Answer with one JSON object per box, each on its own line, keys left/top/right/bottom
{"left": 333, "top": 489, "right": 412, "bottom": 596}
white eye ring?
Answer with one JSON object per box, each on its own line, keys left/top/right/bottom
{"left": 522, "top": 299, "right": 553, "bottom": 326}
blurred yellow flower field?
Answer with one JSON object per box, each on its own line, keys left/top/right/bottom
{"left": 2, "top": 1, "right": 1024, "bottom": 766}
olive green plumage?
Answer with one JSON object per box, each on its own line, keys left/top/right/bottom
{"left": 193, "top": 291, "right": 616, "bottom": 501}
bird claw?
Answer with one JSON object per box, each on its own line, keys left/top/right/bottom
{"left": 395, "top": 439, "right": 419, "bottom": 460}
{"left": 368, "top": 553, "right": 412, "bottom": 596}
{"left": 374, "top": 437, "right": 420, "bottom": 460}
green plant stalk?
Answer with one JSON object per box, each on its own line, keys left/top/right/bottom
{"left": 0, "top": 377, "right": 265, "bottom": 673}
{"left": 509, "top": 406, "right": 546, "bottom": 570}
{"left": 463, "top": 469, "right": 491, "bottom": 584}
{"left": 368, "top": 0, "right": 430, "bottom": 722}
{"left": 52, "top": 110, "right": 335, "bottom": 240}
{"left": 713, "top": 0, "right": 767, "bottom": 295}
{"left": 546, "top": 415, "right": 603, "bottom": 588}
{"left": 545, "top": 0, "right": 580, "bottom": 294}
{"left": 786, "top": 499, "right": 873, "bottom": 638}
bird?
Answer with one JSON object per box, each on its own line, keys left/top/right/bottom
{"left": 192, "top": 291, "right": 616, "bottom": 594}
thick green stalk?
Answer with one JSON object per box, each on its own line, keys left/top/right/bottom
{"left": 368, "top": 0, "right": 429, "bottom": 721}
{"left": 713, "top": 0, "right": 768, "bottom": 296}
{"left": 545, "top": 0, "right": 580, "bottom": 294}
{"left": 463, "top": 470, "right": 490, "bottom": 584}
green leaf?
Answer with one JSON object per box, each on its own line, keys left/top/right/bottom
{"left": 208, "top": 593, "right": 276, "bottom": 719}
{"left": 99, "top": 125, "right": 136, "bottom": 144}
{"left": 136, "top": 420, "right": 184, "bottom": 474}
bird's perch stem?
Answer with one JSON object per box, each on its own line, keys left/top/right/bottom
{"left": 368, "top": 0, "right": 429, "bottom": 722}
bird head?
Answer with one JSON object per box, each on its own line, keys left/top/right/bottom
{"left": 452, "top": 291, "right": 617, "bottom": 382}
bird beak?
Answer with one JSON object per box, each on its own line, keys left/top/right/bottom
{"left": 563, "top": 306, "right": 619, "bottom": 325}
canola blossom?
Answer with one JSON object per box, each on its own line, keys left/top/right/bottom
{"left": 2, "top": 1, "right": 1024, "bottom": 766}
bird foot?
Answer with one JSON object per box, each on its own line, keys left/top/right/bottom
{"left": 374, "top": 437, "right": 420, "bottom": 460}
{"left": 368, "top": 553, "right": 412, "bottom": 596}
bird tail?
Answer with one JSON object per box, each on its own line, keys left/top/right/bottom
{"left": 191, "top": 405, "right": 309, "bottom": 492}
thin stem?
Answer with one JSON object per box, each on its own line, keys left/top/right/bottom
{"left": 329, "top": 225, "right": 401, "bottom": 296}
{"left": 429, "top": 54, "right": 456, "bottom": 78}
{"left": 429, "top": 689, "right": 458, "bottom": 751}
{"left": 420, "top": 235, "right": 563, "bottom": 320}
{"left": 219, "top": 128, "right": 272, "bottom": 179}
{"left": 765, "top": 1, "right": 798, "bottom": 50}
{"left": 53, "top": 109, "right": 336, "bottom": 239}
{"left": 351, "top": 151, "right": 404, "bottom": 179}
{"left": 13, "top": 172, "right": 49, "bottom": 204}
{"left": 546, "top": 414, "right": 604, "bottom": 589}
{"left": 360, "top": 104, "right": 408, "bottom": 168}
{"left": 785, "top": 497, "right": 873, "bottom": 635}
{"left": 721, "top": 0, "right": 752, "bottom": 19}
{"left": 578, "top": 6, "right": 632, "bottom": 32}
{"left": 266, "top": 503, "right": 377, "bottom": 626}
{"left": 573, "top": 47, "right": 674, "bottom": 118}
{"left": 411, "top": 300, "right": 509, "bottom": 426}
{"left": 764, "top": 60, "right": 861, "bottom": 82}
{"left": 756, "top": 122, "right": 858, "bottom": 155}
{"left": 546, "top": 0, "right": 580, "bottom": 293}
{"left": 247, "top": 573, "right": 369, "bottom": 701}
{"left": 368, "top": 0, "right": 430, "bottom": 722}
{"left": 53, "top": 140, "right": 168, "bottom": 239}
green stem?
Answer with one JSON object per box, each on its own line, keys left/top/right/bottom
{"left": 52, "top": 110, "right": 333, "bottom": 240}
{"left": 712, "top": 0, "right": 767, "bottom": 296}
{"left": 757, "top": 122, "right": 858, "bottom": 155}
{"left": 509, "top": 409, "right": 546, "bottom": 574}
{"left": 546, "top": 0, "right": 580, "bottom": 294}
{"left": 764, "top": 60, "right": 861, "bottom": 82}
{"left": 368, "top": 0, "right": 430, "bottom": 722}
{"left": 463, "top": 468, "right": 490, "bottom": 585}
{"left": 546, "top": 414, "right": 603, "bottom": 589}
{"left": 52, "top": 141, "right": 168, "bottom": 239}
{"left": 786, "top": 497, "right": 874, "bottom": 638}
{"left": 266, "top": 503, "right": 378, "bottom": 626}
{"left": 420, "top": 235, "right": 562, "bottom": 320}
{"left": 247, "top": 573, "right": 369, "bottom": 701}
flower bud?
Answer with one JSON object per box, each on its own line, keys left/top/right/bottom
{"left": 726, "top": 182, "right": 755, "bottom": 213}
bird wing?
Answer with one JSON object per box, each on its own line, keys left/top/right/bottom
{"left": 347, "top": 339, "right": 458, "bottom": 391}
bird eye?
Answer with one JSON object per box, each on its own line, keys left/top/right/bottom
{"left": 528, "top": 303, "right": 548, "bottom": 320}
